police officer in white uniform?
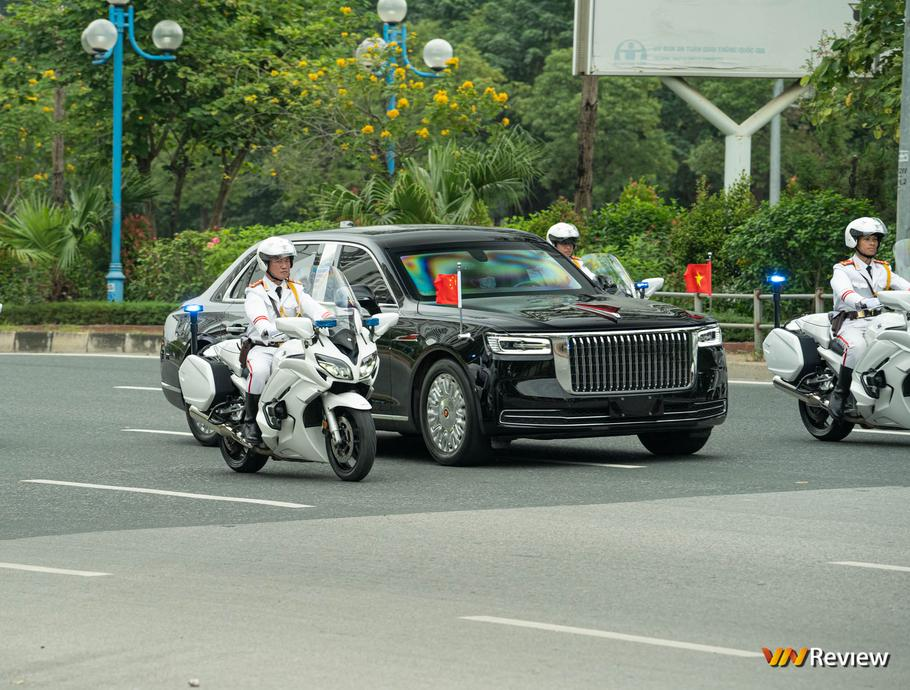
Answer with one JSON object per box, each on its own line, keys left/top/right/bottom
{"left": 546, "top": 222, "right": 596, "bottom": 281}
{"left": 241, "top": 237, "right": 309, "bottom": 444}
{"left": 829, "top": 217, "right": 910, "bottom": 418}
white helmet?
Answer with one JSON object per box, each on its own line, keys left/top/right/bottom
{"left": 546, "top": 222, "right": 580, "bottom": 248}
{"left": 844, "top": 217, "right": 887, "bottom": 249}
{"left": 256, "top": 236, "right": 297, "bottom": 273}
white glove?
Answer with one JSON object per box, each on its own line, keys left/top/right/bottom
{"left": 263, "top": 326, "right": 288, "bottom": 343}
{"left": 860, "top": 297, "right": 882, "bottom": 310}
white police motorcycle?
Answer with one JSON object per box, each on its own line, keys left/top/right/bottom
{"left": 178, "top": 266, "right": 398, "bottom": 481}
{"left": 763, "top": 290, "right": 910, "bottom": 441}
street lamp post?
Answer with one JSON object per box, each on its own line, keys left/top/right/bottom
{"left": 82, "top": 0, "right": 183, "bottom": 302}
{"left": 357, "top": 0, "right": 453, "bottom": 176}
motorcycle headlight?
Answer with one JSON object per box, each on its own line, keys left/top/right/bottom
{"left": 485, "top": 334, "right": 552, "bottom": 355}
{"left": 696, "top": 325, "right": 722, "bottom": 348}
{"left": 360, "top": 352, "right": 379, "bottom": 378}
{"left": 315, "top": 354, "right": 353, "bottom": 380}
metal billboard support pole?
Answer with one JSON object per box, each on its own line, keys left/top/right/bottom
{"left": 661, "top": 77, "right": 807, "bottom": 191}
{"left": 770, "top": 79, "right": 784, "bottom": 204}
{"left": 894, "top": 0, "right": 910, "bottom": 277}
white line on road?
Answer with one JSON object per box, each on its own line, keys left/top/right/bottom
{"left": 123, "top": 428, "right": 193, "bottom": 437}
{"left": 21, "top": 480, "right": 312, "bottom": 509}
{"left": 831, "top": 561, "right": 910, "bottom": 573}
{"left": 729, "top": 379, "right": 772, "bottom": 386}
{"left": 461, "top": 616, "right": 762, "bottom": 658}
{"left": 853, "top": 428, "right": 910, "bottom": 438}
{"left": 0, "top": 562, "right": 109, "bottom": 577}
{"left": 114, "top": 386, "right": 159, "bottom": 391}
{"left": 523, "top": 460, "right": 645, "bottom": 469}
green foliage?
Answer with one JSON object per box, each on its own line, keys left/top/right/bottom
{"left": 670, "top": 177, "right": 757, "bottom": 285}
{"left": 502, "top": 197, "right": 587, "bottom": 242}
{"left": 0, "top": 300, "right": 176, "bottom": 325}
{"left": 320, "top": 132, "right": 542, "bottom": 225}
{"left": 723, "top": 190, "right": 877, "bottom": 293}
{"left": 588, "top": 180, "right": 680, "bottom": 249}
{"left": 201, "top": 220, "right": 330, "bottom": 276}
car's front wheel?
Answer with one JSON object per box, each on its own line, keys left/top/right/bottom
{"left": 419, "top": 360, "right": 490, "bottom": 466}
{"left": 638, "top": 429, "right": 712, "bottom": 456}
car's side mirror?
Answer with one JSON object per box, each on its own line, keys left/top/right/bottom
{"left": 367, "top": 312, "right": 399, "bottom": 340}
{"left": 640, "top": 277, "right": 664, "bottom": 298}
{"left": 351, "top": 284, "right": 381, "bottom": 315}
{"left": 276, "top": 316, "right": 314, "bottom": 341}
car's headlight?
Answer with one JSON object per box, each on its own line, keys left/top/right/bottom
{"left": 486, "top": 334, "right": 552, "bottom": 355}
{"left": 315, "top": 354, "right": 353, "bottom": 380}
{"left": 359, "top": 352, "right": 378, "bottom": 378}
{"left": 696, "top": 325, "right": 722, "bottom": 347}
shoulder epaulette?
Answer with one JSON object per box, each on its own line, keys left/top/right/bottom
{"left": 250, "top": 279, "right": 265, "bottom": 288}
{"left": 874, "top": 259, "right": 890, "bottom": 266}
{"left": 838, "top": 259, "right": 853, "bottom": 266}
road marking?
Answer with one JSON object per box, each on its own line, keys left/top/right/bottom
{"left": 123, "top": 428, "right": 193, "bottom": 437}
{"left": 853, "top": 428, "right": 910, "bottom": 438}
{"left": 21, "top": 480, "right": 312, "bottom": 509}
{"left": 0, "top": 562, "right": 109, "bottom": 577}
{"left": 115, "top": 385, "right": 160, "bottom": 391}
{"left": 729, "top": 379, "right": 772, "bottom": 386}
{"left": 831, "top": 561, "right": 910, "bottom": 573}
{"left": 525, "top": 460, "right": 645, "bottom": 469}
{"left": 461, "top": 616, "right": 762, "bottom": 658}
{"left": 0, "top": 352, "right": 154, "bottom": 359}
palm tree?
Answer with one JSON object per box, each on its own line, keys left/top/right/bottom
{"left": 320, "top": 130, "right": 542, "bottom": 226}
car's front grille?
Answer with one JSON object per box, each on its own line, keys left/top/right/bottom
{"left": 568, "top": 331, "right": 693, "bottom": 393}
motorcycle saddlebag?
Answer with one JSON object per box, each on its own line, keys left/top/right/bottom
{"left": 178, "top": 354, "right": 235, "bottom": 410}
{"left": 762, "top": 328, "right": 822, "bottom": 383}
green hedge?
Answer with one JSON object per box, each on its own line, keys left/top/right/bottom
{"left": 0, "top": 301, "right": 177, "bottom": 325}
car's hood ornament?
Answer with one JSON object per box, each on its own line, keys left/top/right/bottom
{"left": 574, "top": 303, "right": 622, "bottom": 320}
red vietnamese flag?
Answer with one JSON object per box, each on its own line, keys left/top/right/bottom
{"left": 434, "top": 273, "right": 459, "bottom": 305}
{"left": 684, "top": 263, "right": 712, "bottom": 295}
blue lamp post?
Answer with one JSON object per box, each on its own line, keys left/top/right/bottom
{"left": 356, "top": 0, "right": 453, "bottom": 176}
{"left": 82, "top": 0, "right": 184, "bottom": 302}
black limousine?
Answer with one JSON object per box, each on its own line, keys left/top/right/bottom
{"left": 160, "top": 225, "right": 727, "bottom": 465}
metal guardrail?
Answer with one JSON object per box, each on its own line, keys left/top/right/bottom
{"left": 654, "top": 289, "right": 832, "bottom": 355}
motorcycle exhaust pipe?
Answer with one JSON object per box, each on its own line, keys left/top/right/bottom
{"left": 771, "top": 376, "right": 827, "bottom": 409}
{"left": 187, "top": 405, "right": 253, "bottom": 449}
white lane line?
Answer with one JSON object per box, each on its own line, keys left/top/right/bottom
{"left": 522, "top": 459, "right": 645, "bottom": 469}
{"left": 461, "top": 616, "right": 762, "bottom": 658}
{"left": 21, "top": 480, "right": 312, "bottom": 509}
{"left": 831, "top": 561, "right": 910, "bottom": 573}
{"left": 853, "top": 428, "right": 910, "bottom": 438}
{"left": 0, "top": 352, "right": 154, "bottom": 359}
{"left": 123, "top": 428, "right": 193, "bottom": 437}
{"left": 115, "top": 386, "right": 159, "bottom": 391}
{"left": 0, "top": 562, "right": 109, "bottom": 577}
{"left": 730, "top": 379, "right": 772, "bottom": 386}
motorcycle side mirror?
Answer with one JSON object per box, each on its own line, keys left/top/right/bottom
{"left": 369, "top": 312, "right": 400, "bottom": 340}
{"left": 276, "top": 316, "right": 315, "bottom": 342}
{"left": 640, "top": 277, "right": 664, "bottom": 298}
{"left": 350, "top": 283, "right": 381, "bottom": 316}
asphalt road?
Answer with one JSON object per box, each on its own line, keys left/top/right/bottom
{"left": 1, "top": 353, "right": 908, "bottom": 689}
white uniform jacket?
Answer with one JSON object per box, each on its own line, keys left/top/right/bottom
{"left": 244, "top": 278, "right": 306, "bottom": 344}
{"left": 830, "top": 255, "right": 910, "bottom": 313}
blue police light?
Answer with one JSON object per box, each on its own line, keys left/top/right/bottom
{"left": 767, "top": 274, "right": 787, "bottom": 285}
{"left": 182, "top": 303, "right": 204, "bottom": 314}
{"left": 364, "top": 317, "right": 380, "bottom": 327}
{"left": 314, "top": 319, "right": 338, "bottom": 329}
{"left": 635, "top": 281, "right": 649, "bottom": 290}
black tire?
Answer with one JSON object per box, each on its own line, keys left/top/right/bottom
{"left": 418, "top": 359, "right": 490, "bottom": 466}
{"left": 638, "top": 429, "right": 712, "bottom": 456}
{"left": 326, "top": 408, "right": 376, "bottom": 481}
{"left": 798, "top": 400, "right": 854, "bottom": 442}
{"left": 185, "top": 407, "right": 220, "bottom": 447}
{"left": 219, "top": 435, "right": 269, "bottom": 473}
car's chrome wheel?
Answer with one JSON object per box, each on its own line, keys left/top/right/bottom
{"left": 425, "top": 372, "right": 467, "bottom": 454}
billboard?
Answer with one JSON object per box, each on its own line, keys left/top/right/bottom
{"left": 574, "top": 0, "right": 855, "bottom": 78}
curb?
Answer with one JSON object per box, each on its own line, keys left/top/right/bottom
{"left": 0, "top": 330, "right": 162, "bottom": 355}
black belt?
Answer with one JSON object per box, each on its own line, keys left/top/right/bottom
{"left": 847, "top": 308, "right": 882, "bottom": 320}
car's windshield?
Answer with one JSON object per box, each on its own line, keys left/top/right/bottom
{"left": 397, "top": 243, "right": 583, "bottom": 299}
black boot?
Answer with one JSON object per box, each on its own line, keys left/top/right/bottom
{"left": 242, "top": 394, "right": 262, "bottom": 446}
{"left": 829, "top": 367, "right": 854, "bottom": 420}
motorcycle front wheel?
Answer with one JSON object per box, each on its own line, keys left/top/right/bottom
{"left": 220, "top": 435, "right": 269, "bottom": 473}
{"left": 326, "top": 408, "right": 376, "bottom": 481}
{"left": 798, "top": 400, "right": 853, "bottom": 442}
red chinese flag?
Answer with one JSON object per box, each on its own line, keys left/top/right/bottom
{"left": 684, "top": 263, "right": 712, "bottom": 295}
{"left": 434, "top": 273, "right": 459, "bottom": 305}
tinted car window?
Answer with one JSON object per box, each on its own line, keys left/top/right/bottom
{"left": 398, "top": 244, "right": 582, "bottom": 299}
{"left": 337, "top": 245, "right": 394, "bottom": 304}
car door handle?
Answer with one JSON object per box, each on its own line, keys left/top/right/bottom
{"left": 226, "top": 325, "right": 246, "bottom": 335}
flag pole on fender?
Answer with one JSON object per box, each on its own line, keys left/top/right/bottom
{"left": 456, "top": 261, "right": 464, "bottom": 335}
{"left": 707, "top": 252, "right": 713, "bottom": 313}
